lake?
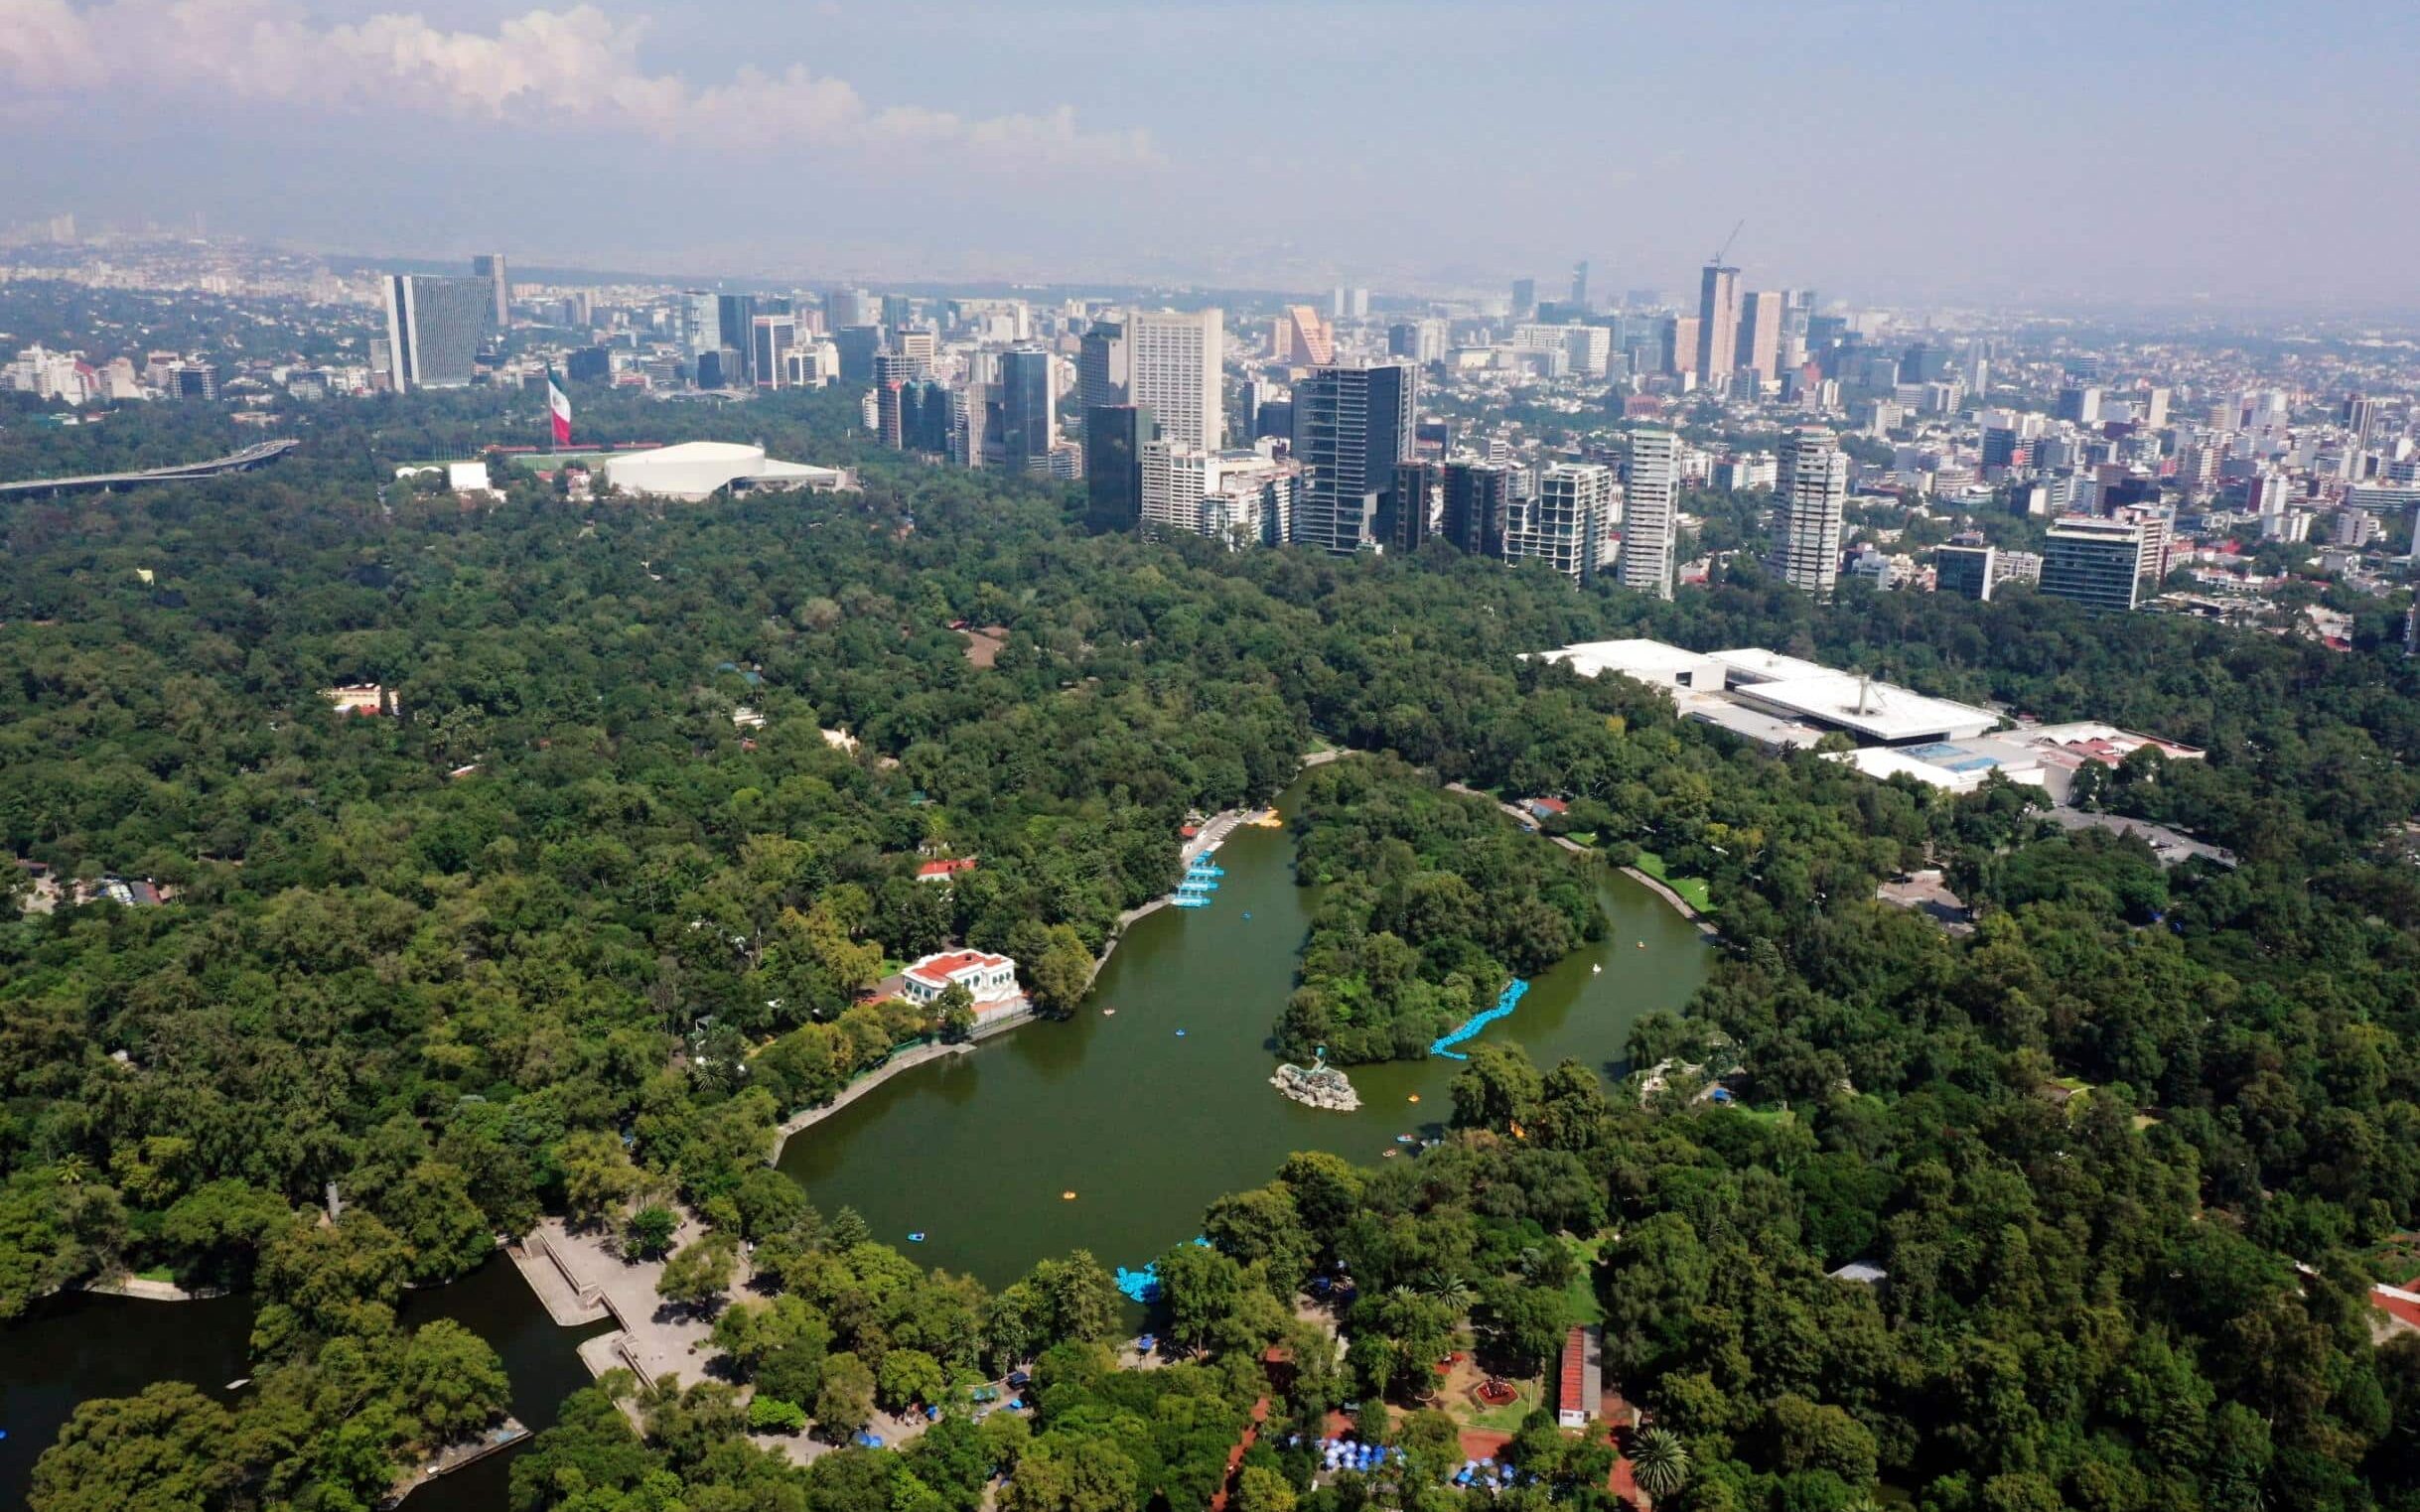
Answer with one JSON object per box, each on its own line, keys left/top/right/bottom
{"left": 3, "top": 773, "right": 1710, "bottom": 1500}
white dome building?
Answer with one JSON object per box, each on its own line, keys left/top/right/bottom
{"left": 601, "top": 441, "right": 851, "bottom": 501}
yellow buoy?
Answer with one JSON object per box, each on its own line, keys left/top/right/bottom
{"left": 1062, "top": 1190, "right": 1077, "bottom": 1200}
{"left": 1407, "top": 1094, "right": 1420, "bottom": 1104}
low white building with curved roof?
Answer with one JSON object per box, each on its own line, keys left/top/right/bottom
{"left": 601, "top": 441, "right": 852, "bottom": 501}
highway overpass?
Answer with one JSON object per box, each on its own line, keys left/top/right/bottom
{"left": 0, "top": 437, "right": 301, "bottom": 498}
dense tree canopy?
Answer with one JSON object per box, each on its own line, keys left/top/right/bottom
{"left": 7, "top": 374, "right": 2420, "bottom": 1512}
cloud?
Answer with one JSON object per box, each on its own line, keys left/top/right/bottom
{"left": 0, "top": 0, "right": 1159, "bottom": 169}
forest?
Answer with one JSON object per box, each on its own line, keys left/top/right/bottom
{"left": 2, "top": 377, "right": 2419, "bottom": 1512}
{"left": 1277, "top": 760, "right": 1605, "bottom": 1064}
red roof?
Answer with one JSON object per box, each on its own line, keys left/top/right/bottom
{"left": 2375, "top": 1285, "right": 2420, "bottom": 1332}
{"left": 1558, "top": 1326, "right": 1589, "bottom": 1413}
{"left": 905, "top": 950, "right": 1010, "bottom": 988}
{"left": 917, "top": 858, "right": 978, "bottom": 879}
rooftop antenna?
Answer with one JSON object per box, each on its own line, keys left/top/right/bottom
{"left": 1710, "top": 218, "right": 1746, "bottom": 266}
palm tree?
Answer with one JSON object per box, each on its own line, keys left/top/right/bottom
{"left": 54, "top": 1154, "right": 87, "bottom": 1187}
{"left": 1630, "top": 1426, "right": 1691, "bottom": 1503}
{"left": 1425, "top": 1274, "right": 1476, "bottom": 1315}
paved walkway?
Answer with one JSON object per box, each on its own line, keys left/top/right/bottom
{"left": 1442, "top": 782, "right": 1718, "bottom": 937}
{"left": 518, "top": 1214, "right": 733, "bottom": 1392}
{"left": 770, "top": 1006, "right": 1035, "bottom": 1159}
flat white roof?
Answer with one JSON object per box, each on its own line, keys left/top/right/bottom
{"left": 1827, "top": 745, "right": 2046, "bottom": 792}
{"left": 1706, "top": 647, "right": 1837, "bottom": 684}
{"left": 1676, "top": 693, "right": 1824, "bottom": 750}
{"left": 1730, "top": 672, "right": 2001, "bottom": 743}
{"left": 1540, "top": 638, "right": 1722, "bottom": 682}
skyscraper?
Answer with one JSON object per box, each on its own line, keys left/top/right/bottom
{"left": 751, "top": 315, "right": 797, "bottom": 390}
{"left": 1126, "top": 309, "right": 1223, "bottom": 452}
{"left": 1569, "top": 260, "right": 1590, "bottom": 311}
{"left": 1511, "top": 278, "right": 1536, "bottom": 319}
{"left": 381, "top": 274, "right": 488, "bottom": 391}
{"left": 471, "top": 253, "right": 510, "bottom": 332}
{"left": 1934, "top": 540, "right": 1997, "bottom": 601}
{"left": 1085, "top": 404, "right": 1155, "bottom": 531}
{"left": 1077, "top": 320, "right": 1127, "bottom": 415}
{"left": 1696, "top": 264, "right": 1740, "bottom": 388}
{"left": 1618, "top": 429, "right": 1679, "bottom": 599}
{"left": 1388, "top": 319, "right": 1446, "bottom": 364}
{"left": 1292, "top": 362, "right": 1416, "bottom": 555}
{"left": 827, "top": 289, "right": 877, "bottom": 331}
{"left": 1772, "top": 429, "right": 1849, "bottom": 595}
{"left": 1385, "top": 460, "right": 1441, "bottom": 552}
{"left": 1442, "top": 460, "right": 1512, "bottom": 557}
{"left": 999, "top": 346, "right": 1057, "bottom": 473}
{"left": 834, "top": 325, "right": 884, "bottom": 383}
{"left": 1735, "top": 291, "right": 1782, "bottom": 383}
{"left": 1503, "top": 462, "right": 1615, "bottom": 582}
{"left": 683, "top": 291, "right": 718, "bottom": 358}
{"left": 716, "top": 295, "right": 760, "bottom": 381}
{"left": 2040, "top": 516, "right": 2157, "bottom": 612}
{"left": 1277, "top": 305, "right": 1335, "bottom": 365}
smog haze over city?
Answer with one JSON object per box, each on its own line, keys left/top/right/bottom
{"left": 4, "top": 0, "right": 2416, "bottom": 310}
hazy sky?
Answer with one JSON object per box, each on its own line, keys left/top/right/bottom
{"left": 4, "top": 0, "right": 2414, "bottom": 307}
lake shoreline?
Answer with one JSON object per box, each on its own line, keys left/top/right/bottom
{"left": 765, "top": 767, "right": 1333, "bottom": 1165}
{"left": 1618, "top": 865, "right": 1722, "bottom": 937}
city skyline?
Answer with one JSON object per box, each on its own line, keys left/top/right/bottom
{"left": 4, "top": 0, "right": 2416, "bottom": 311}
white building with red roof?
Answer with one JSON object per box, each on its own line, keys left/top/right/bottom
{"left": 901, "top": 949, "right": 1021, "bottom": 1009}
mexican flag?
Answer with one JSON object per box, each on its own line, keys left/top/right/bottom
{"left": 546, "top": 366, "right": 572, "bottom": 447}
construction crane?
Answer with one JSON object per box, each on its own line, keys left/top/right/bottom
{"left": 1710, "top": 218, "right": 1745, "bottom": 267}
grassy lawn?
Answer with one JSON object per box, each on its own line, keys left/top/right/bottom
{"left": 1633, "top": 850, "right": 1715, "bottom": 912}
{"left": 1564, "top": 830, "right": 1599, "bottom": 847}
{"left": 136, "top": 1265, "right": 176, "bottom": 1284}
{"left": 1462, "top": 1378, "right": 1543, "bottom": 1434}
{"left": 500, "top": 450, "right": 623, "bottom": 471}
{"left": 1306, "top": 733, "right": 1338, "bottom": 754}
{"left": 1561, "top": 1231, "right": 1609, "bottom": 1325}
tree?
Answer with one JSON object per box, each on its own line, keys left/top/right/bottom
{"left": 1450, "top": 1043, "right": 1544, "bottom": 1133}
{"left": 748, "top": 1395, "right": 809, "bottom": 1435}
{"left": 374, "top": 1159, "right": 496, "bottom": 1284}
{"left": 997, "top": 1435, "right": 1139, "bottom": 1512}
{"left": 397, "top": 1317, "right": 510, "bottom": 1444}
{"left": 1026, "top": 1252, "right": 1121, "bottom": 1343}
{"left": 815, "top": 1350, "right": 877, "bottom": 1434}
{"left": 1399, "top": 1409, "right": 1465, "bottom": 1486}
{"left": 878, "top": 1347, "right": 945, "bottom": 1412}
{"left": 1632, "top": 1426, "right": 1691, "bottom": 1502}
{"left": 557, "top": 1129, "right": 642, "bottom": 1227}
{"left": 254, "top": 1210, "right": 409, "bottom": 1345}
{"left": 1158, "top": 1240, "right": 1250, "bottom": 1353}
{"left": 625, "top": 1203, "right": 680, "bottom": 1259}
{"left": 28, "top": 1382, "right": 240, "bottom": 1512}
{"left": 1027, "top": 925, "right": 1096, "bottom": 1016}
{"left": 934, "top": 982, "right": 978, "bottom": 1043}
{"left": 157, "top": 1179, "right": 291, "bottom": 1290}
{"left": 1234, "top": 1465, "right": 1298, "bottom": 1512}
{"left": 657, "top": 1230, "right": 742, "bottom": 1315}
{"left": 1203, "top": 1184, "right": 1313, "bottom": 1292}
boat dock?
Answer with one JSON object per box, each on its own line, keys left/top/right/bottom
{"left": 381, "top": 1418, "right": 530, "bottom": 1506}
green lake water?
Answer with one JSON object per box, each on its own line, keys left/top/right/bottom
{"left": 0, "top": 1255, "right": 612, "bottom": 1511}
{"left": 3, "top": 773, "right": 1710, "bottom": 1499}
{"left": 777, "top": 779, "right": 1712, "bottom": 1286}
